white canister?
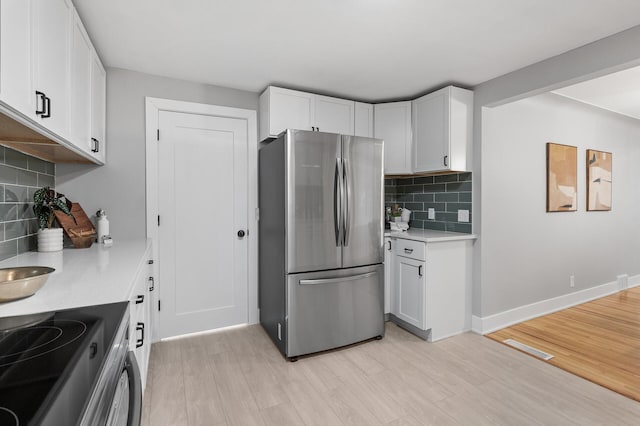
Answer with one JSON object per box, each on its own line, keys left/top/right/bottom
{"left": 38, "top": 228, "right": 63, "bottom": 252}
{"left": 97, "top": 209, "right": 110, "bottom": 243}
{"left": 401, "top": 208, "right": 412, "bottom": 222}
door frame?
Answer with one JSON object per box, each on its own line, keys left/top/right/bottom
{"left": 145, "top": 97, "right": 259, "bottom": 341}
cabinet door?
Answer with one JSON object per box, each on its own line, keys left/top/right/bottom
{"left": 0, "top": 0, "right": 34, "bottom": 118}
{"left": 32, "top": 0, "right": 72, "bottom": 138}
{"left": 69, "top": 11, "right": 92, "bottom": 154}
{"left": 314, "top": 94, "right": 354, "bottom": 135}
{"left": 384, "top": 237, "right": 393, "bottom": 314}
{"left": 413, "top": 89, "right": 449, "bottom": 173}
{"left": 354, "top": 102, "right": 374, "bottom": 138}
{"left": 90, "top": 53, "right": 106, "bottom": 163}
{"left": 266, "top": 87, "right": 314, "bottom": 138}
{"left": 374, "top": 102, "right": 412, "bottom": 175}
{"left": 393, "top": 255, "right": 425, "bottom": 329}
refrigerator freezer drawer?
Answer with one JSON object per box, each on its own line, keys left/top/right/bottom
{"left": 286, "top": 264, "right": 384, "bottom": 357}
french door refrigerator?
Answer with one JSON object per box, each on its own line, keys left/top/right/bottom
{"left": 259, "top": 129, "right": 384, "bottom": 359}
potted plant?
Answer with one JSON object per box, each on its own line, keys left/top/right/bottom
{"left": 33, "top": 187, "right": 74, "bottom": 252}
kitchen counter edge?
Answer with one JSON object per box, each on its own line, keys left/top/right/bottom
{"left": 0, "top": 239, "right": 152, "bottom": 318}
{"left": 384, "top": 229, "right": 477, "bottom": 243}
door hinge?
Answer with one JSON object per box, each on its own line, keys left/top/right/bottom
{"left": 157, "top": 215, "right": 160, "bottom": 226}
{"left": 157, "top": 129, "right": 160, "bottom": 141}
{"left": 158, "top": 300, "right": 161, "bottom": 311}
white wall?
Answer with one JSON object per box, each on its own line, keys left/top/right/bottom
{"left": 480, "top": 93, "right": 640, "bottom": 317}
{"left": 56, "top": 68, "right": 259, "bottom": 239}
{"left": 472, "top": 24, "right": 640, "bottom": 318}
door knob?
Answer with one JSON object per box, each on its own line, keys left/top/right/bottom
{"left": 237, "top": 230, "right": 246, "bottom": 238}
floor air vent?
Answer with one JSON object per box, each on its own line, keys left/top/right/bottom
{"left": 503, "top": 339, "right": 554, "bottom": 360}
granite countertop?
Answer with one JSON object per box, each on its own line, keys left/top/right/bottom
{"left": 384, "top": 228, "right": 477, "bottom": 243}
{"left": 0, "top": 239, "right": 151, "bottom": 318}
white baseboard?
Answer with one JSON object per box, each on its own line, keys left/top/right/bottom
{"left": 471, "top": 274, "right": 640, "bottom": 335}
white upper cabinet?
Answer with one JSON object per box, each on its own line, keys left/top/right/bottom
{"left": 90, "top": 53, "right": 106, "bottom": 163}
{"left": 69, "top": 10, "right": 92, "bottom": 155}
{"left": 260, "top": 87, "right": 314, "bottom": 140}
{"left": 314, "top": 94, "right": 354, "bottom": 135}
{"left": 259, "top": 86, "right": 355, "bottom": 140}
{"left": 354, "top": 102, "right": 374, "bottom": 138}
{"left": 374, "top": 101, "right": 412, "bottom": 175}
{"left": 0, "top": 0, "right": 35, "bottom": 119}
{"left": 32, "top": 0, "right": 73, "bottom": 139}
{"left": 0, "top": 0, "right": 106, "bottom": 164}
{"left": 413, "top": 86, "right": 473, "bottom": 173}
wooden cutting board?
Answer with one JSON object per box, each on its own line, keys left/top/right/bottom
{"left": 53, "top": 203, "right": 96, "bottom": 237}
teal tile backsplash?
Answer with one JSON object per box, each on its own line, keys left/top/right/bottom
{"left": 0, "top": 147, "right": 55, "bottom": 260}
{"left": 385, "top": 172, "right": 472, "bottom": 233}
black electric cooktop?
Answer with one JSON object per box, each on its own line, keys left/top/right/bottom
{"left": 0, "top": 302, "right": 128, "bottom": 426}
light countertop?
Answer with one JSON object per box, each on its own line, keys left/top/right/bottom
{"left": 0, "top": 239, "right": 151, "bottom": 318}
{"left": 385, "top": 228, "right": 477, "bottom": 243}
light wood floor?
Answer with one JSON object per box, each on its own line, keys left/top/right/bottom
{"left": 142, "top": 322, "right": 640, "bottom": 426}
{"left": 488, "top": 286, "right": 640, "bottom": 403}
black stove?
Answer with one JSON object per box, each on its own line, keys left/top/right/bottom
{"left": 0, "top": 302, "right": 128, "bottom": 426}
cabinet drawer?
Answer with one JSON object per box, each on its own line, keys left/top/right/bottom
{"left": 395, "top": 238, "right": 425, "bottom": 261}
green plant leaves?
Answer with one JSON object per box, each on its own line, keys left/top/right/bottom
{"left": 32, "top": 186, "right": 74, "bottom": 230}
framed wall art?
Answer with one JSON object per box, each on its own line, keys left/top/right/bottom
{"left": 586, "top": 149, "right": 612, "bottom": 211}
{"left": 546, "top": 143, "right": 577, "bottom": 212}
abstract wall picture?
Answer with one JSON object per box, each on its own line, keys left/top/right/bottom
{"left": 587, "top": 149, "right": 612, "bottom": 211}
{"left": 546, "top": 143, "right": 577, "bottom": 212}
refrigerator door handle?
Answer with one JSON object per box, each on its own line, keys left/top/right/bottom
{"left": 334, "top": 158, "right": 342, "bottom": 246}
{"left": 342, "top": 159, "right": 351, "bottom": 247}
{"left": 299, "top": 272, "right": 377, "bottom": 285}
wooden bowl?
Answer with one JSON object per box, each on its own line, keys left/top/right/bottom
{"left": 69, "top": 235, "right": 94, "bottom": 248}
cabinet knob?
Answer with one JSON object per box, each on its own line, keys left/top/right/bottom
{"left": 237, "top": 229, "right": 246, "bottom": 238}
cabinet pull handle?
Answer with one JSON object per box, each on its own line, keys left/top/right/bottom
{"left": 42, "top": 96, "right": 51, "bottom": 118}
{"left": 148, "top": 276, "right": 155, "bottom": 291}
{"left": 91, "top": 137, "right": 99, "bottom": 153}
{"left": 148, "top": 260, "right": 154, "bottom": 265}
{"left": 387, "top": 241, "right": 391, "bottom": 250}
{"left": 404, "top": 248, "right": 413, "bottom": 254}
{"left": 135, "top": 295, "right": 144, "bottom": 304}
{"left": 35, "top": 91, "right": 46, "bottom": 115}
{"left": 136, "top": 322, "right": 145, "bottom": 348}
{"left": 444, "top": 155, "right": 448, "bottom": 167}
{"left": 418, "top": 265, "right": 423, "bottom": 277}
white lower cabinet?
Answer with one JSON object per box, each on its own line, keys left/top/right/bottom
{"left": 394, "top": 255, "right": 426, "bottom": 329}
{"left": 129, "top": 246, "right": 154, "bottom": 392}
{"left": 388, "top": 236, "right": 472, "bottom": 341}
{"left": 384, "top": 237, "right": 393, "bottom": 314}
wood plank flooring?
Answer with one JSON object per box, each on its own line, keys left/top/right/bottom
{"left": 142, "top": 321, "right": 640, "bottom": 425}
{"left": 488, "top": 286, "right": 640, "bottom": 403}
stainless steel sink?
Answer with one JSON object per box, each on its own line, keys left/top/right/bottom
{"left": 0, "top": 266, "right": 55, "bottom": 303}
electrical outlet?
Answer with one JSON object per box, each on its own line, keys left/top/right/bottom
{"left": 428, "top": 208, "right": 435, "bottom": 220}
{"left": 458, "top": 209, "right": 469, "bottom": 222}
{"left": 570, "top": 275, "right": 575, "bottom": 288}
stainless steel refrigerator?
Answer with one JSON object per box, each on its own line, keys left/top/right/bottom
{"left": 259, "top": 129, "right": 384, "bottom": 360}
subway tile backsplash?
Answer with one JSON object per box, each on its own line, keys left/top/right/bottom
{"left": 385, "top": 172, "right": 472, "bottom": 233}
{"left": 0, "top": 147, "right": 55, "bottom": 261}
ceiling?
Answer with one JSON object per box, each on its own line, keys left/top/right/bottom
{"left": 72, "top": 0, "right": 640, "bottom": 102}
{"left": 553, "top": 66, "right": 640, "bottom": 120}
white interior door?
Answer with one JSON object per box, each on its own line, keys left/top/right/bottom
{"left": 158, "top": 111, "right": 248, "bottom": 338}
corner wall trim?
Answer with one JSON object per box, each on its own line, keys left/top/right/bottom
{"left": 471, "top": 275, "right": 640, "bottom": 335}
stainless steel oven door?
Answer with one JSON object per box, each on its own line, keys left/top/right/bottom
{"left": 106, "top": 351, "right": 142, "bottom": 426}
